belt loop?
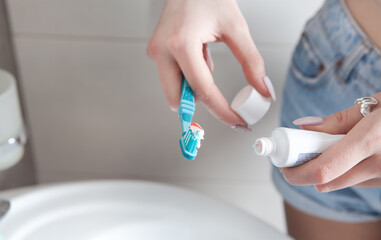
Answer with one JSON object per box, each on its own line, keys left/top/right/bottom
{"left": 337, "top": 41, "right": 370, "bottom": 82}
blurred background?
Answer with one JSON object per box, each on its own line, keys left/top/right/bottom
{"left": 0, "top": 0, "right": 324, "bottom": 233}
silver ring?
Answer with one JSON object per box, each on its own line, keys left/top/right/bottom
{"left": 354, "top": 97, "right": 378, "bottom": 117}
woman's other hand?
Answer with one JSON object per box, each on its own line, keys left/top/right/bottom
{"left": 281, "top": 92, "right": 381, "bottom": 192}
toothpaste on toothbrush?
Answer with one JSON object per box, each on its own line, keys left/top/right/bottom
{"left": 189, "top": 123, "right": 204, "bottom": 149}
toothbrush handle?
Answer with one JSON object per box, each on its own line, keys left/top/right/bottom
{"left": 178, "top": 75, "right": 195, "bottom": 134}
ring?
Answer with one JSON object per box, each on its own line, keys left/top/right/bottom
{"left": 354, "top": 97, "right": 378, "bottom": 117}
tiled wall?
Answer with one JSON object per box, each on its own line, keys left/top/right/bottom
{"left": 6, "top": 0, "right": 323, "bottom": 233}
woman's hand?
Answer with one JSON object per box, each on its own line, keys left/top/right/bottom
{"left": 147, "top": 0, "right": 275, "bottom": 129}
{"left": 281, "top": 92, "right": 381, "bottom": 192}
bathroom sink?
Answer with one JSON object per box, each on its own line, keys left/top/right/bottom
{"left": 0, "top": 180, "right": 291, "bottom": 240}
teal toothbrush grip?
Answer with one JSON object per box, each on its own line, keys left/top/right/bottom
{"left": 178, "top": 75, "right": 198, "bottom": 160}
{"left": 178, "top": 75, "right": 195, "bottom": 134}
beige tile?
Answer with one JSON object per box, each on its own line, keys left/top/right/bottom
{"left": 14, "top": 38, "right": 292, "bottom": 185}
{"left": 6, "top": 0, "right": 165, "bottom": 39}
{"left": 8, "top": 0, "right": 322, "bottom": 45}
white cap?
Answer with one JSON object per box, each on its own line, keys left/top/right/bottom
{"left": 231, "top": 85, "right": 271, "bottom": 125}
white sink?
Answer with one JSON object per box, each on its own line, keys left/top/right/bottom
{"left": 0, "top": 180, "right": 291, "bottom": 240}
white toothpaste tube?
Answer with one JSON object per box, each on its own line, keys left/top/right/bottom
{"left": 254, "top": 127, "right": 345, "bottom": 167}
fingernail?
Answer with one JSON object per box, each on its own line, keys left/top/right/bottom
{"left": 231, "top": 124, "right": 252, "bottom": 133}
{"left": 263, "top": 76, "right": 276, "bottom": 102}
{"left": 315, "top": 185, "right": 329, "bottom": 193}
{"left": 293, "top": 116, "right": 324, "bottom": 126}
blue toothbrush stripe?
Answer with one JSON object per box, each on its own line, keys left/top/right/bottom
{"left": 178, "top": 75, "right": 198, "bottom": 160}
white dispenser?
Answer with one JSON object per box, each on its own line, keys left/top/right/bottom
{"left": 0, "top": 69, "right": 26, "bottom": 170}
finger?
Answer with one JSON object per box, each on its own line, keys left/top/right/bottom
{"left": 314, "top": 155, "right": 380, "bottom": 192}
{"left": 155, "top": 55, "right": 182, "bottom": 111}
{"left": 299, "top": 104, "right": 363, "bottom": 134}
{"left": 169, "top": 40, "right": 247, "bottom": 126}
{"left": 281, "top": 118, "right": 374, "bottom": 186}
{"left": 203, "top": 43, "right": 214, "bottom": 72}
{"left": 353, "top": 178, "right": 381, "bottom": 188}
{"left": 221, "top": 18, "right": 275, "bottom": 101}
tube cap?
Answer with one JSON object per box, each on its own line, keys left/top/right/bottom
{"left": 231, "top": 85, "right": 271, "bottom": 126}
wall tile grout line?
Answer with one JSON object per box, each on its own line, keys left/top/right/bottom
{"left": 12, "top": 32, "right": 294, "bottom": 49}
{"left": 13, "top": 32, "right": 150, "bottom": 44}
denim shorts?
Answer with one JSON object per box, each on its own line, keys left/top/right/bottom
{"left": 272, "top": 0, "right": 381, "bottom": 222}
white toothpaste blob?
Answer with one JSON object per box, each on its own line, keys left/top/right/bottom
{"left": 190, "top": 123, "right": 204, "bottom": 149}
{"left": 231, "top": 85, "right": 271, "bottom": 125}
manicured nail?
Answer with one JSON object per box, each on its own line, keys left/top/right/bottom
{"left": 293, "top": 116, "right": 324, "bottom": 126}
{"left": 231, "top": 124, "right": 252, "bottom": 133}
{"left": 263, "top": 76, "right": 276, "bottom": 102}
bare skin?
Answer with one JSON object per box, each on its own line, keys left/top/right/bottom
{"left": 148, "top": 0, "right": 381, "bottom": 239}
{"left": 285, "top": 202, "right": 381, "bottom": 240}
{"left": 346, "top": 0, "right": 381, "bottom": 50}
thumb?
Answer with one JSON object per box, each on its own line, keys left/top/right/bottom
{"left": 220, "top": 13, "right": 276, "bottom": 101}
{"left": 293, "top": 104, "right": 363, "bottom": 134}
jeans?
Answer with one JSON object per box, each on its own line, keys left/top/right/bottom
{"left": 272, "top": 0, "right": 381, "bottom": 222}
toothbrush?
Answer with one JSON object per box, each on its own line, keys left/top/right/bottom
{"left": 178, "top": 75, "right": 204, "bottom": 160}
